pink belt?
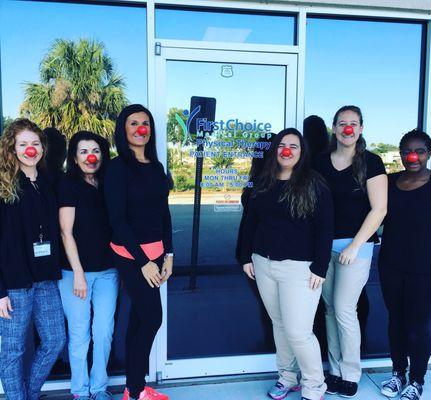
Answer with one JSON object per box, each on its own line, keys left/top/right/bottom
{"left": 110, "top": 240, "right": 164, "bottom": 261}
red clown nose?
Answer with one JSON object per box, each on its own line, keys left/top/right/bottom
{"left": 281, "top": 147, "right": 292, "bottom": 157}
{"left": 136, "top": 126, "right": 148, "bottom": 136}
{"left": 86, "top": 154, "right": 98, "bottom": 164}
{"left": 24, "top": 147, "right": 38, "bottom": 158}
{"left": 406, "top": 152, "right": 419, "bottom": 163}
{"left": 343, "top": 125, "right": 354, "bottom": 135}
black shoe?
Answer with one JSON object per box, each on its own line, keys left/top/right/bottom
{"left": 338, "top": 380, "right": 358, "bottom": 398}
{"left": 381, "top": 371, "right": 407, "bottom": 398}
{"left": 325, "top": 374, "right": 342, "bottom": 395}
{"left": 400, "top": 382, "right": 423, "bottom": 400}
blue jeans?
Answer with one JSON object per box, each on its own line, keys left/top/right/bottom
{"left": 0, "top": 280, "right": 66, "bottom": 400}
{"left": 58, "top": 268, "right": 119, "bottom": 397}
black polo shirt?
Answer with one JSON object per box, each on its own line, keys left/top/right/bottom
{"left": 57, "top": 176, "right": 113, "bottom": 272}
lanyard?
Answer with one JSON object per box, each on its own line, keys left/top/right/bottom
{"left": 30, "top": 180, "right": 46, "bottom": 243}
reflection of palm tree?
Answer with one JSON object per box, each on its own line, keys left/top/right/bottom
{"left": 21, "top": 39, "right": 127, "bottom": 140}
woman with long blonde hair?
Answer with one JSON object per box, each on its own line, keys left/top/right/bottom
{"left": 0, "top": 118, "right": 66, "bottom": 400}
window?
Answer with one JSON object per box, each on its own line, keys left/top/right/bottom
{"left": 0, "top": 0, "right": 148, "bottom": 376}
{"left": 156, "top": 7, "right": 296, "bottom": 45}
{"left": 305, "top": 16, "right": 424, "bottom": 358}
{"left": 1, "top": 0, "right": 147, "bottom": 140}
{"left": 305, "top": 17, "right": 423, "bottom": 167}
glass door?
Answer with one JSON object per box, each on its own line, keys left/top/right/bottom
{"left": 154, "top": 47, "right": 298, "bottom": 380}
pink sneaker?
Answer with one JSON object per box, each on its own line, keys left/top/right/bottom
{"left": 122, "top": 388, "right": 132, "bottom": 400}
{"left": 138, "top": 386, "right": 169, "bottom": 400}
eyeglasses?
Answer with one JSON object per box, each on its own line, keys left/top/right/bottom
{"left": 399, "top": 148, "right": 429, "bottom": 157}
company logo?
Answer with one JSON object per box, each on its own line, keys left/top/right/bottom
{"left": 175, "top": 106, "right": 201, "bottom": 146}
{"left": 175, "top": 107, "right": 272, "bottom": 146}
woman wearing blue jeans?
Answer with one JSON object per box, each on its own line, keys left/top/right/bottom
{"left": 0, "top": 118, "right": 66, "bottom": 400}
{"left": 57, "top": 131, "right": 119, "bottom": 400}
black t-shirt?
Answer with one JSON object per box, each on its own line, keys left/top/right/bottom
{"left": 314, "top": 150, "right": 386, "bottom": 242}
{"left": 57, "top": 176, "right": 113, "bottom": 272}
{"left": 379, "top": 172, "right": 431, "bottom": 274}
{"left": 240, "top": 178, "right": 334, "bottom": 278}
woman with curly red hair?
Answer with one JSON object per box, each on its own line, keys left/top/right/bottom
{"left": 0, "top": 118, "right": 66, "bottom": 400}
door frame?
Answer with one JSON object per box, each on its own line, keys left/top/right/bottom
{"left": 152, "top": 46, "right": 299, "bottom": 380}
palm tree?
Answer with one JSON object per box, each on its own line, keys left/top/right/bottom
{"left": 20, "top": 38, "right": 127, "bottom": 141}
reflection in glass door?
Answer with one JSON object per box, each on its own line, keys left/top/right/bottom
{"left": 155, "top": 48, "right": 298, "bottom": 379}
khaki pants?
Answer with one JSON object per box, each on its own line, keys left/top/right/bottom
{"left": 252, "top": 254, "right": 326, "bottom": 400}
{"left": 322, "top": 251, "right": 371, "bottom": 382}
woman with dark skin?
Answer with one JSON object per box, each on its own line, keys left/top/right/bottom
{"left": 378, "top": 129, "right": 431, "bottom": 400}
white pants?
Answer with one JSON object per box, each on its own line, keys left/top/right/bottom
{"left": 252, "top": 254, "right": 326, "bottom": 400}
{"left": 322, "top": 251, "right": 371, "bottom": 382}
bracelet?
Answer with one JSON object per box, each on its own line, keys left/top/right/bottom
{"left": 165, "top": 253, "right": 174, "bottom": 258}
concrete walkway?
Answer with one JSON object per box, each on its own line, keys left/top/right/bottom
{"left": 39, "top": 371, "right": 431, "bottom": 399}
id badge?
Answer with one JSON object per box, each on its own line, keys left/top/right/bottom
{"left": 33, "top": 241, "right": 51, "bottom": 257}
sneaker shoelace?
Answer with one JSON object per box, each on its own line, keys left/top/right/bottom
{"left": 383, "top": 376, "right": 402, "bottom": 392}
{"left": 402, "top": 385, "right": 420, "bottom": 400}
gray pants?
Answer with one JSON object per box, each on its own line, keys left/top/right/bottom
{"left": 322, "top": 251, "right": 371, "bottom": 382}
{"left": 252, "top": 254, "right": 326, "bottom": 400}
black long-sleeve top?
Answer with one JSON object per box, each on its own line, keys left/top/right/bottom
{"left": 240, "top": 179, "right": 334, "bottom": 278}
{"left": 0, "top": 171, "right": 61, "bottom": 298}
{"left": 379, "top": 172, "right": 431, "bottom": 275}
{"left": 104, "top": 157, "right": 173, "bottom": 268}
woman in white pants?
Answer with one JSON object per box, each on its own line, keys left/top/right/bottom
{"left": 314, "top": 105, "right": 387, "bottom": 398}
{"left": 241, "top": 128, "right": 334, "bottom": 400}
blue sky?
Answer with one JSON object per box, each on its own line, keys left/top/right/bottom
{"left": 305, "top": 18, "right": 422, "bottom": 146}
{"left": 167, "top": 61, "right": 286, "bottom": 134}
{"left": 1, "top": 0, "right": 148, "bottom": 116}
{"left": 0, "top": 1, "right": 424, "bottom": 146}
{"left": 156, "top": 8, "right": 295, "bottom": 45}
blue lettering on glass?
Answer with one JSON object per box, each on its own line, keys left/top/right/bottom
{"left": 176, "top": 107, "right": 272, "bottom": 146}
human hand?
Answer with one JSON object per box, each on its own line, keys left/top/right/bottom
{"left": 0, "top": 296, "right": 13, "bottom": 319}
{"left": 339, "top": 243, "right": 359, "bottom": 265}
{"left": 73, "top": 271, "right": 88, "bottom": 300}
{"left": 161, "top": 256, "right": 173, "bottom": 284}
{"left": 243, "top": 263, "right": 255, "bottom": 280}
{"left": 142, "top": 261, "right": 162, "bottom": 288}
{"left": 309, "top": 273, "right": 325, "bottom": 290}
